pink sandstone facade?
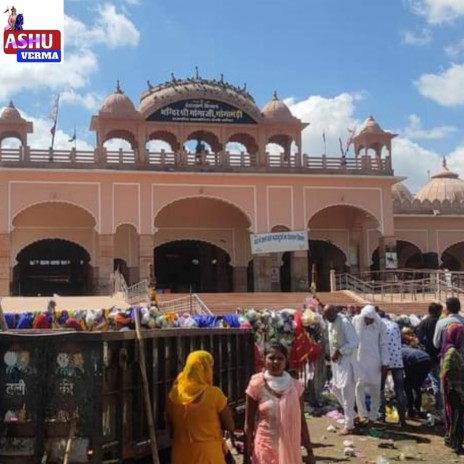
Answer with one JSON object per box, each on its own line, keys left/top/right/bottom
{"left": 0, "top": 75, "right": 463, "bottom": 296}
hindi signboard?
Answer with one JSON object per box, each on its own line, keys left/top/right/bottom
{"left": 147, "top": 99, "right": 257, "bottom": 124}
{"left": 250, "top": 230, "right": 309, "bottom": 254}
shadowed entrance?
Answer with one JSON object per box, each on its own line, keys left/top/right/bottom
{"left": 13, "top": 239, "right": 92, "bottom": 296}
{"left": 154, "top": 240, "right": 233, "bottom": 293}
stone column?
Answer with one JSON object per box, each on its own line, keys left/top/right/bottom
{"left": 253, "top": 254, "right": 273, "bottom": 292}
{"left": 233, "top": 266, "right": 248, "bottom": 292}
{"left": 291, "top": 251, "right": 309, "bottom": 291}
{"left": 139, "top": 234, "right": 154, "bottom": 282}
{"left": 0, "top": 234, "right": 10, "bottom": 295}
{"left": 97, "top": 234, "right": 114, "bottom": 295}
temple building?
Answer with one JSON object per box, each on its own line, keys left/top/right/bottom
{"left": 0, "top": 74, "right": 463, "bottom": 296}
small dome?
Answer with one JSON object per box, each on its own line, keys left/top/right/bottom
{"left": 1, "top": 100, "right": 22, "bottom": 121}
{"left": 262, "top": 92, "right": 294, "bottom": 121}
{"left": 415, "top": 157, "right": 464, "bottom": 203}
{"left": 392, "top": 182, "right": 413, "bottom": 203}
{"left": 359, "top": 115, "right": 384, "bottom": 134}
{"left": 100, "top": 81, "right": 138, "bottom": 117}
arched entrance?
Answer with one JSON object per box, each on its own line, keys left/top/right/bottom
{"left": 154, "top": 240, "right": 233, "bottom": 293}
{"left": 441, "top": 243, "right": 464, "bottom": 271}
{"left": 13, "top": 239, "right": 92, "bottom": 296}
{"left": 308, "top": 240, "right": 348, "bottom": 291}
{"left": 371, "top": 240, "right": 424, "bottom": 274}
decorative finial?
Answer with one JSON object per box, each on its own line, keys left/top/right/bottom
{"left": 8, "top": 100, "right": 14, "bottom": 108}
{"left": 147, "top": 80, "right": 153, "bottom": 90}
{"left": 243, "top": 82, "right": 247, "bottom": 91}
{"left": 272, "top": 90, "right": 278, "bottom": 100}
{"left": 195, "top": 66, "right": 199, "bottom": 79}
{"left": 220, "top": 73, "right": 224, "bottom": 83}
{"left": 443, "top": 155, "right": 447, "bottom": 169}
{"left": 171, "top": 72, "right": 176, "bottom": 82}
{"left": 115, "top": 80, "right": 123, "bottom": 94}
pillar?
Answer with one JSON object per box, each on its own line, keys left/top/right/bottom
{"left": 233, "top": 266, "right": 248, "bottom": 292}
{"left": 253, "top": 254, "right": 273, "bottom": 292}
{"left": 0, "top": 234, "right": 10, "bottom": 295}
{"left": 139, "top": 234, "right": 154, "bottom": 283}
{"left": 291, "top": 251, "right": 309, "bottom": 291}
{"left": 97, "top": 234, "right": 114, "bottom": 295}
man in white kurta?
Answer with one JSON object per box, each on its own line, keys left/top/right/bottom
{"left": 324, "top": 305, "right": 359, "bottom": 434}
{"left": 353, "top": 305, "right": 389, "bottom": 424}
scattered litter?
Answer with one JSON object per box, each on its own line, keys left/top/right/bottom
{"left": 344, "top": 447, "right": 356, "bottom": 457}
{"left": 327, "top": 425, "right": 337, "bottom": 433}
{"left": 343, "top": 440, "right": 355, "bottom": 448}
{"left": 326, "top": 410, "right": 344, "bottom": 420}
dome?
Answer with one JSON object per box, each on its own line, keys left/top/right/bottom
{"left": 359, "top": 115, "right": 384, "bottom": 135}
{"left": 100, "top": 81, "right": 138, "bottom": 118}
{"left": 139, "top": 73, "right": 262, "bottom": 121}
{"left": 392, "top": 182, "right": 413, "bottom": 203}
{"left": 1, "top": 100, "right": 22, "bottom": 121}
{"left": 262, "top": 92, "right": 294, "bottom": 121}
{"left": 415, "top": 158, "right": 464, "bottom": 203}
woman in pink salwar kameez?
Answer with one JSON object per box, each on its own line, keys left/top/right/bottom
{"left": 4, "top": 6, "right": 17, "bottom": 31}
{"left": 244, "top": 342, "right": 315, "bottom": 464}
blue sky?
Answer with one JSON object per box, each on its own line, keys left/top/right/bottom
{"left": 2, "top": 0, "right": 464, "bottom": 192}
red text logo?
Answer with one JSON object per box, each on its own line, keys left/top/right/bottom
{"left": 4, "top": 30, "right": 61, "bottom": 54}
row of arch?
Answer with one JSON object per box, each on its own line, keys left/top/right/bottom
{"left": 1, "top": 130, "right": 299, "bottom": 156}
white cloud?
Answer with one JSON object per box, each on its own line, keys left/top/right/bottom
{"left": 60, "top": 90, "right": 104, "bottom": 111}
{"left": 287, "top": 93, "right": 360, "bottom": 156}
{"left": 0, "top": 6, "right": 140, "bottom": 101}
{"left": 402, "top": 114, "right": 457, "bottom": 139}
{"left": 391, "top": 137, "right": 443, "bottom": 192}
{"left": 415, "top": 63, "right": 464, "bottom": 106}
{"left": 445, "top": 38, "right": 464, "bottom": 58}
{"left": 408, "top": 0, "right": 464, "bottom": 24}
{"left": 402, "top": 28, "right": 432, "bottom": 45}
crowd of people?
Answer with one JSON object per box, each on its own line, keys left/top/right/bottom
{"left": 321, "top": 297, "right": 464, "bottom": 456}
{"left": 165, "top": 296, "right": 464, "bottom": 463}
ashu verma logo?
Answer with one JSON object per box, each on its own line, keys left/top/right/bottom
{"left": 3, "top": 5, "right": 61, "bottom": 62}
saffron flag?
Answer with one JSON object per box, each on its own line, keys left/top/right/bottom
{"left": 49, "top": 95, "right": 60, "bottom": 136}
{"left": 339, "top": 137, "right": 345, "bottom": 156}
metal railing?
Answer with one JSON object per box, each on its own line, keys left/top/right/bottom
{"left": 335, "top": 273, "right": 443, "bottom": 303}
{"left": 157, "top": 294, "right": 213, "bottom": 315}
{"left": 0, "top": 146, "right": 394, "bottom": 175}
{"left": 127, "top": 279, "right": 150, "bottom": 305}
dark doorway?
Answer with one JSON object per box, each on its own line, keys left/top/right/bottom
{"left": 113, "top": 258, "right": 130, "bottom": 284}
{"left": 13, "top": 239, "right": 92, "bottom": 296}
{"left": 308, "top": 240, "right": 348, "bottom": 291}
{"left": 154, "top": 240, "right": 233, "bottom": 293}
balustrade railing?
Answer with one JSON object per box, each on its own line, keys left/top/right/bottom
{"left": 335, "top": 272, "right": 448, "bottom": 303}
{"left": 0, "top": 146, "right": 393, "bottom": 174}
{"left": 157, "top": 294, "right": 212, "bottom": 315}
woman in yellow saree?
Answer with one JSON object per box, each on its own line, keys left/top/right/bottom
{"left": 167, "top": 350, "right": 235, "bottom": 464}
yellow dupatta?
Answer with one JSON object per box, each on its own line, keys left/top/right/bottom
{"left": 169, "top": 350, "right": 214, "bottom": 405}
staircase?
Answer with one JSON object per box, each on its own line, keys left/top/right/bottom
{"left": 157, "top": 291, "right": 360, "bottom": 315}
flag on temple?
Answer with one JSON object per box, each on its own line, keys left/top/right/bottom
{"left": 322, "top": 131, "right": 326, "bottom": 143}
{"left": 49, "top": 95, "right": 60, "bottom": 137}
{"left": 339, "top": 137, "right": 344, "bottom": 156}
{"left": 346, "top": 127, "right": 356, "bottom": 153}
{"left": 68, "top": 126, "right": 76, "bottom": 143}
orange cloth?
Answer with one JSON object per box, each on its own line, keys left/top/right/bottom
{"left": 169, "top": 350, "right": 214, "bottom": 405}
{"left": 168, "top": 351, "right": 228, "bottom": 464}
{"left": 168, "top": 386, "right": 228, "bottom": 464}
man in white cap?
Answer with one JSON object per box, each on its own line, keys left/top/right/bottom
{"left": 353, "top": 305, "right": 389, "bottom": 426}
{"left": 323, "top": 304, "right": 359, "bottom": 435}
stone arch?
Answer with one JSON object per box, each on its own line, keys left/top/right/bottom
{"left": 441, "top": 242, "right": 464, "bottom": 271}
{"left": 307, "top": 203, "right": 381, "bottom": 232}
{"left": 0, "top": 131, "right": 24, "bottom": 147}
{"left": 154, "top": 239, "right": 233, "bottom": 293}
{"left": 13, "top": 238, "right": 93, "bottom": 296}
{"left": 12, "top": 201, "right": 98, "bottom": 230}
{"left": 103, "top": 129, "right": 137, "bottom": 150}
{"left": 226, "top": 133, "right": 258, "bottom": 154}
{"left": 397, "top": 240, "right": 424, "bottom": 268}
{"left": 114, "top": 223, "right": 139, "bottom": 284}
{"left": 184, "top": 130, "right": 221, "bottom": 153}
{"left": 146, "top": 130, "right": 180, "bottom": 151}
{"left": 154, "top": 195, "right": 253, "bottom": 233}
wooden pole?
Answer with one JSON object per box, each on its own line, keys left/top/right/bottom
{"left": 62, "top": 412, "right": 77, "bottom": 464}
{"left": 0, "top": 299, "right": 8, "bottom": 331}
{"left": 134, "top": 307, "right": 160, "bottom": 464}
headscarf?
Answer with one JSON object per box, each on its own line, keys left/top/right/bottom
{"left": 169, "top": 350, "right": 213, "bottom": 405}
{"left": 353, "top": 304, "right": 381, "bottom": 340}
{"left": 441, "top": 323, "right": 464, "bottom": 358}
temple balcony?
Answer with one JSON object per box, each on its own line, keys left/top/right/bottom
{"left": 0, "top": 146, "right": 394, "bottom": 176}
